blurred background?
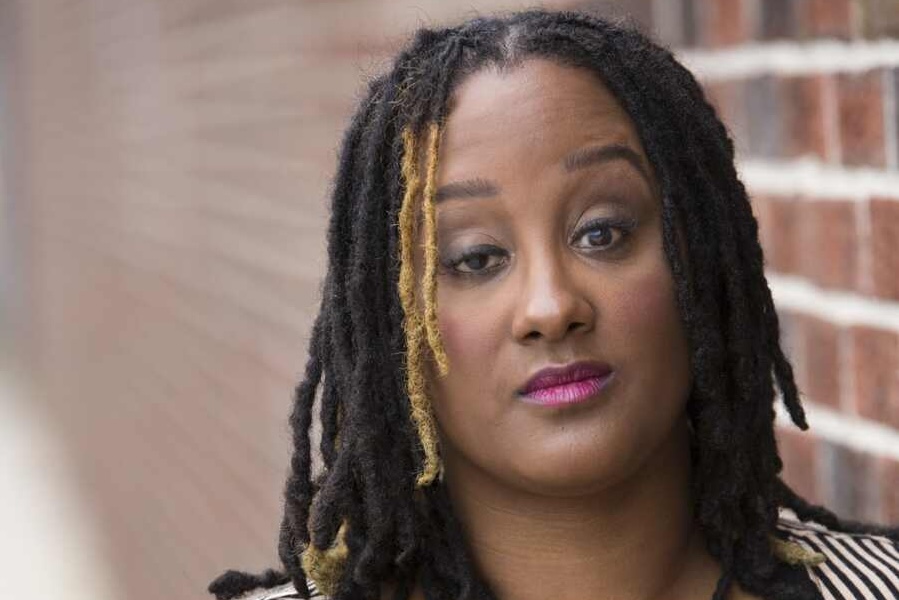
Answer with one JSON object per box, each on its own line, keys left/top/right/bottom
{"left": 0, "top": 0, "right": 897, "bottom": 599}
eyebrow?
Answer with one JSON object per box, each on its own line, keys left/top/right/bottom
{"left": 562, "top": 143, "right": 649, "bottom": 180}
{"left": 434, "top": 177, "right": 499, "bottom": 203}
{"left": 434, "top": 142, "right": 650, "bottom": 203}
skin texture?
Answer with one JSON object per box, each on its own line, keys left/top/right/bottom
{"left": 405, "top": 59, "right": 760, "bottom": 600}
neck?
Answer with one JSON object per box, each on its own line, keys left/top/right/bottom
{"left": 441, "top": 421, "right": 723, "bottom": 600}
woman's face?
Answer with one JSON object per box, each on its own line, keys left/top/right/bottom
{"left": 425, "top": 58, "right": 693, "bottom": 497}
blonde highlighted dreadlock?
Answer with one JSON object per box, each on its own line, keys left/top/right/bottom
{"left": 296, "top": 123, "right": 448, "bottom": 600}
{"left": 398, "top": 123, "right": 447, "bottom": 487}
{"left": 769, "top": 536, "right": 826, "bottom": 567}
{"left": 420, "top": 122, "right": 450, "bottom": 377}
{"left": 301, "top": 522, "right": 349, "bottom": 597}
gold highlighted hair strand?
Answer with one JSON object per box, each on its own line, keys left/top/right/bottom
{"left": 421, "top": 122, "right": 450, "bottom": 377}
{"left": 398, "top": 125, "right": 441, "bottom": 487}
{"left": 769, "top": 535, "right": 826, "bottom": 567}
{"left": 300, "top": 522, "right": 349, "bottom": 597}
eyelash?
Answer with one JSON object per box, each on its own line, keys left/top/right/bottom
{"left": 440, "top": 216, "right": 638, "bottom": 279}
{"left": 441, "top": 244, "right": 508, "bottom": 278}
{"left": 570, "top": 216, "right": 638, "bottom": 250}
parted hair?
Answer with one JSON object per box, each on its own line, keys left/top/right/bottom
{"left": 209, "top": 10, "right": 897, "bottom": 600}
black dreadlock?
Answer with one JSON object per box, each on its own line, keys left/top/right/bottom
{"left": 209, "top": 10, "right": 898, "bottom": 600}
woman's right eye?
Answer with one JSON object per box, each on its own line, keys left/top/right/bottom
{"left": 443, "top": 245, "right": 507, "bottom": 276}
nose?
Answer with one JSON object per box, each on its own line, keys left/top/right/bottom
{"left": 511, "top": 252, "right": 595, "bottom": 344}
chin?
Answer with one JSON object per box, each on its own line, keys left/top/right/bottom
{"left": 502, "top": 419, "right": 691, "bottom": 499}
{"left": 500, "top": 440, "right": 643, "bottom": 498}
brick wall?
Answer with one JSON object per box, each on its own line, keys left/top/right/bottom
{"left": 1, "top": 1, "right": 895, "bottom": 600}
{"left": 666, "top": 0, "right": 899, "bottom": 524}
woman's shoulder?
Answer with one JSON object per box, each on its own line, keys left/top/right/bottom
{"left": 232, "top": 580, "right": 326, "bottom": 600}
{"left": 774, "top": 507, "right": 899, "bottom": 599}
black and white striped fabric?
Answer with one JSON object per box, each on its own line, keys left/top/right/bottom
{"left": 237, "top": 579, "right": 324, "bottom": 599}
{"left": 777, "top": 508, "right": 899, "bottom": 600}
{"left": 238, "top": 509, "right": 899, "bottom": 600}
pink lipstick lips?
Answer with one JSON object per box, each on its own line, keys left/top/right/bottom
{"left": 519, "top": 361, "right": 614, "bottom": 407}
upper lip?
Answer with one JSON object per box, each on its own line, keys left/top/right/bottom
{"left": 519, "top": 360, "right": 614, "bottom": 395}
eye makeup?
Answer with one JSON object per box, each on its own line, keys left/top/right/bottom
{"left": 437, "top": 211, "right": 640, "bottom": 281}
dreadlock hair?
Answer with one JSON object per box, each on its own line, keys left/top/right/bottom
{"left": 208, "top": 9, "right": 899, "bottom": 600}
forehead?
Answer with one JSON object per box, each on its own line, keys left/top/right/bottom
{"left": 438, "top": 58, "right": 645, "bottom": 177}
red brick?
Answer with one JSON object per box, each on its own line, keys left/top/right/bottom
{"left": 652, "top": 0, "right": 700, "bottom": 47}
{"left": 801, "top": 0, "right": 854, "bottom": 39}
{"left": 698, "top": 0, "right": 754, "bottom": 46}
{"left": 765, "top": 196, "right": 802, "bottom": 273}
{"left": 776, "top": 308, "right": 804, "bottom": 364}
{"left": 777, "top": 427, "right": 821, "bottom": 503}
{"left": 881, "top": 458, "right": 899, "bottom": 525}
{"left": 869, "top": 198, "right": 899, "bottom": 300}
{"left": 746, "top": 75, "right": 786, "bottom": 158}
{"left": 893, "top": 68, "right": 899, "bottom": 164}
{"left": 818, "top": 442, "right": 882, "bottom": 522}
{"left": 783, "top": 75, "right": 830, "bottom": 160}
{"left": 760, "top": 0, "right": 800, "bottom": 40}
{"left": 796, "top": 314, "right": 843, "bottom": 409}
{"left": 752, "top": 194, "right": 773, "bottom": 256}
{"left": 705, "top": 79, "right": 749, "bottom": 155}
{"left": 837, "top": 70, "right": 886, "bottom": 168}
{"left": 800, "top": 200, "right": 859, "bottom": 290}
{"left": 848, "top": 325, "right": 899, "bottom": 428}
{"left": 745, "top": 75, "right": 785, "bottom": 158}
{"left": 570, "top": 0, "right": 655, "bottom": 33}
{"left": 860, "top": 0, "right": 899, "bottom": 38}
{"left": 683, "top": 0, "right": 700, "bottom": 46}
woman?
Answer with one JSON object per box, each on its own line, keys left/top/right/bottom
{"left": 209, "top": 10, "right": 899, "bottom": 600}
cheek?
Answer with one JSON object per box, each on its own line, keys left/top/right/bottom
{"left": 618, "top": 272, "right": 681, "bottom": 335}
{"left": 428, "top": 302, "right": 503, "bottom": 448}
{"left": 436, "top": 300, "right": 502, "bottom": 372}
{"left": 437, "top": 313, "right": 466, "bottom": 359}
{"left": 429, "top": 290, "right": 512, "bottom": 432}
{"left": 611, "top": 265, "right": 691, "bottom": 387}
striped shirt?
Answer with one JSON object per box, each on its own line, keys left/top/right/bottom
{"left": 238, "top": 509, "right": 899, "bottom": 600}
{"left": 776, "top": 509, "right": 899, "bottom": 600}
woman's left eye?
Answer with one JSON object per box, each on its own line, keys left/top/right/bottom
{"left": 571, "top": 217, "right": 636, "bottom": 251}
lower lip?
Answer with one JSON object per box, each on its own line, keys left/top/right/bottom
{"left": 520, "top": 373, "right": 614, "bottom": 408}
